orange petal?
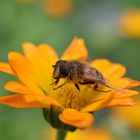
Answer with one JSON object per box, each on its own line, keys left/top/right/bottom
{"left": 0, "top": 62, "right": 14, "bottom": 75}
{"left": 22, "top": 42, "right": 58, "bottom": 65}
{"left": 117, "top": 77, "right": 140, "bottom": 89}
{"left": 113, "top": 90, "right": 138, "bottom": 99}
{"left": 22, "top": 42, "right": 56, "bottom": 92}
{"left": 61, "top": 38, "right": 88, "bottom": 61}
{"left": 8, "top": 52, "right": 45, "bottom": 95}
{"left": 22, "top": 42, "right": 51, "bottom": 68}
{"left": 22, "top": 42, "right": 40, "bottom": 63}
{"left": 81, "top": 93, "right": 113, "bottom": 112}
{"left": 59, "top": 109, "right": 93, "bottom": 129}
{"left": 91, "top": 59, "right": 112, "bottom": 73}
{"left": 104, "top": 63, "right": 126, "bottom": 79}
{"left": 107, "top": 97, "right": 135, "bottom": 107}
{"left": 23, "top": 42, "right": 58, "bottom": 65}
{"left": 37, "top": 44, "right": 58, "bottom": 65}
{"left": 0, "top": 94, "right": 62, "bottom": 108}
{"left": 5, "top": 81, "right": 37, "bottom": 95}
{"left": 91, "top": 59, "right": 126, "bottom": 79}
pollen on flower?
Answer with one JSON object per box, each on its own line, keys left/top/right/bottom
{"left": 50, "top": 83, "right": 87, "bottom": 111}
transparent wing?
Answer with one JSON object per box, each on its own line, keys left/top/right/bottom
{"left": 80, "top": 72, "right": 127, "bottom": 93}
{"left": 104, "top": 79, "right": 127, "bottom": 93}
{"left": 78, "top": 63, "right": 127, "bottom": 93}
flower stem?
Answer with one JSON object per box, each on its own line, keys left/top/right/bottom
{"left": 56, "top": 129, "right": 67, "bottom": 140}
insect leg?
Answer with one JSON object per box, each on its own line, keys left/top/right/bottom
{"left": 94, "top": 83, "right": 111, "bottom": 92}
{"left": 53, "top": 82, "right": 66, "bottom": 90}
{"left": 53, "top": 74, "right": 71, "bottom": 90}
{"left": 79, "top": 81, "right": 96, "bottom": 90}
{"left": 50, "top": 78, "right": 60, "bottom": 85}
{"left": 74, "top": 83, "right": 80, "bottom": 91}
{"left": 79, "top": 81, "right": 95, "bottom": 85}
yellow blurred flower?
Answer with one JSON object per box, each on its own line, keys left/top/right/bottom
{"left": 66, "top": 128, "right": 114, "bottom": 140}
{"left": 112, "top": 98, "right": 140, "bottom": 131}
{"left": 119, "top": 9, "right": 140, "bottom": 38}
{"left": 47, "top": 128, "right": 114, "bottom": 140}
{"left": 0, "top": 38, "right": 139, "bottom": 131}
{"left": 42, "top": 0, "right": 72, "bottom": 17}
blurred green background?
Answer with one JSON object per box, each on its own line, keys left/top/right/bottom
{"left": 0, "top": 0, "right": 140, "bottom": 140}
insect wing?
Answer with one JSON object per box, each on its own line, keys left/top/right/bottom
{"left": 79, "top": 67, "right": 103, "bottom": 83}
{"left": 79, "top": 67, "right": 127, "bottom": 93}
{"left": 104, "top": 80, "right": 127, "bottom": 93}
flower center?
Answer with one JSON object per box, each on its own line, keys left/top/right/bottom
{"left": 63, "top": 92, "right": 85, "bottom": 110}
{"left": 49, "top": 82, "right": 87, "bottom": 111}
{"left": 48, "top": 79, "right": 111, "bottom": 111}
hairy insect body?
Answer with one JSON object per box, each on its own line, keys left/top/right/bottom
{"left": 67, "top": 61, "right": 84, "bottom": 82}
{"left": 67, "top": 61, "right": 104, "bottom": 84}
{"left": 52, "top": 60, "right": 125, "bottom": 92}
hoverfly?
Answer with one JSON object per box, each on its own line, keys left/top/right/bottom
{"left": 51, "top": 60, "right": 125, "bottom": 92}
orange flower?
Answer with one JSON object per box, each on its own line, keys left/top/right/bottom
{"left": 17, "top": 0, "right": 72, "bottom": 17}
{"left": 43, "top": 0, "right": 72, "bottom": 17}
{"left": 0, "top": 38, "right": 139, "bottom": 130}
{"left": 119, "top": 9, "right": 140, "bottom": 38}
{"left": 112, "top": 98, "right": 140, "bottom": 131}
